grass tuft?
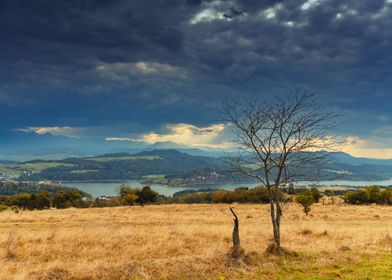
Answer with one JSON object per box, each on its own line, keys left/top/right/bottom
{"left": 4, "top": 232, "right": 17, "bottom": 260}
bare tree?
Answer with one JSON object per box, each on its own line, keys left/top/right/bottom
{"left": 223, "top": 90, "right": 337, "bottom": 252}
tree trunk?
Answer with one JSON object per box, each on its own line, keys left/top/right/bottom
{"left": 274, "top": 200, "right": 281, "bottom": 248}
{"left": 267, "top": 198, "right": 282, "bottom": 253}
{"left": 229, "top": 207, "right": 243, "bottom": 258}
{"left": 271, "top": 206, "right": 280, "bottom": 246}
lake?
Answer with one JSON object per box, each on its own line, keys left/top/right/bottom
{"left": 64, "top": 178, "right": 392, "bottom": 198}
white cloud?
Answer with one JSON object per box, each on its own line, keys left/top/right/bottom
{"left": 141, "top": 123, "right": 232, "bottom": 149}
{"left": 258, "top": 4, "right": 305, "bottom": 28}
{"left": 301, "top": 0, "right": 323, "bottom": 10}
{"left": 190, "top": 8, "right": 226, "bottom": 24}
{"left": 16, "top": 126, "right": 81, "bottom": 137}
{"left": 189, "top": 1, "right": 245, "bottom": 25}
{"left": 372, "top": 5, "right": 390, "bottom": 19}
{"left": 105, "top": 137, "right": 134, "bottom": 142}
{"left": 96, "top": 61, "right": 187, "bottom": 81}
{"left": 260, "top": 3, "right": 283, "bottom": 20}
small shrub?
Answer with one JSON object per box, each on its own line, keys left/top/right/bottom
{"left": 46, "top": 268, "right": 69, "bottom": 280}
{"left": 318, "top": 229, "right": 328, "bottom": 237}
{"left": 339, "top": 245, "right": 351, "bottom": 252}
{"left": 379, "top": 233, "right": 392, "bottom": 250}
{"left": 296, "top": 191, "right": 314, "bottom": 215}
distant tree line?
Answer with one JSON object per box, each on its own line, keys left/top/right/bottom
{"left": 0, "top": 190, "right": 89, "bottom": 210}
{"left": 3, "top": 182, "right": 392, "bottom": 212}
{"left": 343, "top": 186, "right": 392, "bottom": 205}
{"left": 0, "top": 181, "right": 86, "bottom": 196}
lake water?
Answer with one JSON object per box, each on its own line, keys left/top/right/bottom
{"left": 64, "top": 179, "right": 392, "bottom": 198}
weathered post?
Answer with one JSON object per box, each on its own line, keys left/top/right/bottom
{"left": 229, "top": 207, "right": 243, "bottom": 258}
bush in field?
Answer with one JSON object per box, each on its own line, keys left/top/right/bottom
{"left": 310, "top": 188, "right": 322, "bottom": 203}
{"left": 119, "top": 185, "right": 159, "bottom": 206}
{"left": 33, "top": 192, "right": 51, "bottom": 209}
{"left": 296, "top": 190, "right": 314, "bottom": 215}
{"left": 343, "top": 186, "right": 392, "bottom": 205}
{"left": 137, "top": 186, "right": 158, "bottom": 206}
{"left": 10, "top": 193, "right": 32, "bottom": 209}
{"left": 123, "top": 193, "right": 139, "bottom": 205}
{"left": 52, "top": 190, "right": 85, "bottom": 208}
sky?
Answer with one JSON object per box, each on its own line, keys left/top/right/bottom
{"left": 1, "top": 0, "right": 392, "bottom": 158}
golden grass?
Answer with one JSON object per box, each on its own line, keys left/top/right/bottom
{"left": 1, "top": 203, "right": 392, "bottom": 279}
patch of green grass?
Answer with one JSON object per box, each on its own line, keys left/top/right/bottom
{"left": 87, "top": 156, "right": 161, "bottom": 162}
{"left": 0, "top": 165, "right": 20, "bottom": 176}
{"left": 140, "top": 174, "right": 169, "bottom": 185}
{"left": 262, "top": 251, "right": 392, "bottom": 280}
{"left": 0, "top": 162, "right": 73, "bottom": 176}
{"left": 70, "top": 169, "right": 99, "bottom": 174}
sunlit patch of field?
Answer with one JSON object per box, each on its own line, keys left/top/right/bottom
{"left": 1, "top": 203, "right": 392, "bottom": 279}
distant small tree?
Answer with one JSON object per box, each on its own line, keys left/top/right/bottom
{"left": 119, "top": 185, "right": 159, "bottom": 206}
{"left": 123, "top": 193, "right": 139, "bottom": 206}
{"left": 119, "top": 184, "right": 131, "bottom": 198}
{"left": 35, "top": 192, "right": 51, "bottom": 209}
{"left": 10, "top": 193, "right": 31, "bottom": 209}
{"left": 137, "top": 186, "right": 158, "bottom": 206}
{"left": 296, "top": 191, "right": 314, "bottom": 215}
{"left": 52, "top": 190, "right": 83, "bottom": 209}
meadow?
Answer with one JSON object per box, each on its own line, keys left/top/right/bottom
{"left": 1, "top": 203, "right": 392, "bottom": 279}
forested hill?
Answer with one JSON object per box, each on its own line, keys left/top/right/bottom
{"left": 2, "top": 149, "right": 392, "bottom": 184}
{"left": 16, "top": 150, "right": 234, "bottom": 184}
{"left": 0, "top": 181, "right": 89, "bottom": 196}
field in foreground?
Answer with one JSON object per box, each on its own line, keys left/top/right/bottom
{"left": 1, "top": 203, "right": 392, "bottom": 279}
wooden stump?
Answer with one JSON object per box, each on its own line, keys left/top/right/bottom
{"left": 229, "top": 207, "right": 244, "bottom": 258}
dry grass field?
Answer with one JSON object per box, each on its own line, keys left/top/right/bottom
{"left": 1, "top": 203, "right": 392, "bottom": 279}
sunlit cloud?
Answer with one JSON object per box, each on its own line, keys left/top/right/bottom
{"left": 141, "top": 123, "right": 232, "bottom": 149}
{"left": 339, "top": 136, "right": 392, "bottom": 159}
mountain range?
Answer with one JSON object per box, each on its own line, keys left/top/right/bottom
{"left": 0, "top": 131, "right": 224, "bottom": 161}
{"left": 1, "top": 149, "right": 392, "bottom": 184}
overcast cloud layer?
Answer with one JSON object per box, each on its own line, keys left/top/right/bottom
{"left": 1, "top": 0, "right": 392, "bottom": 157}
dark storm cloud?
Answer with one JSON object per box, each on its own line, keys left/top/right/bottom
{"left": 0, "top": 0, "right": 392, "bottom": 140}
